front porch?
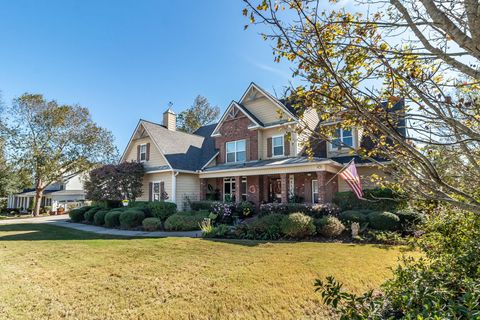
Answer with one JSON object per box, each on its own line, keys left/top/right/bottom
{"left": 199, "top": 170, "right": 339, "bottom": 208}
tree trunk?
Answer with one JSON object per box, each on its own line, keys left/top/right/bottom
{"left": 33, "top": 178, "right": 45, "bottom": 216}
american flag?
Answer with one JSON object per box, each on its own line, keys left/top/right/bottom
{"left": 339, "top": 160, "right": 364, "bottom": 199}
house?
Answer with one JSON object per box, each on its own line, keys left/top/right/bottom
{"left": 7, "top": 173, "right": 87, "bottom": 212}
{"left": 120, "top": 83, "right": 397, "bottom": 211}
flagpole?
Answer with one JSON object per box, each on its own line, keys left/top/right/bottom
{"left": 325, "top": 158, "right": 355, "bottom": 185}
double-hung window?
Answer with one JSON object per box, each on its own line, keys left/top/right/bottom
{"left": 139, "top": 144, "right": 147, "bottom": 162}
{"left": 272, "top": 135, "right": 284, "bottom": 157}
{"left": 226, "top": 140, "right": 246, "bottom": 163}
{"left": 331, "top": 128, "right": 353, "bottom": 150}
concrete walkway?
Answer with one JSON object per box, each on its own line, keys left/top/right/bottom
{"left": 0, "top": 214, "right": 202, "bottom": 238}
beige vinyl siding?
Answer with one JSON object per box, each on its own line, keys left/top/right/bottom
{"left": 257, "top": 130, "right": 264, "bottom": 160}
{"left": 124, "top": 137, "right": 169, "bottom": 169}
{"left": 243, "top": 95, "right": 290, "bottom": 125}
{"left": 297, "top": 108, "right": 320, "bottom": 154}
{"left": 175, "top": 173, "right": 200, "bottom": 211}
{"left": 137, "top": 172, "right": 173, "bottom": 201}
{"left": 337, "top": 166, "right": 387, "bottom": 192}
{"left": 260, "top": 127, "right": 295, "bottom": 160}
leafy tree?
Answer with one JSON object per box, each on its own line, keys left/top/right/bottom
{"left": 244, "top": 1, "right": 480, "bottom": 318}
{"left": 243, "top": 0, "right": 480, "bottom": 214}
{"left": 2, "top": 93, "right": 118, "bottom": 215}
{"left": 177, "top": 95, "right": 220, "bottom": 133}
{"left": 85, "top": 162, "right": 144, "bottom": 202}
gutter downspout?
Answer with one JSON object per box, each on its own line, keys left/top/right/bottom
{"left": 171, "top": 171, "right": 179, "bottom": 204}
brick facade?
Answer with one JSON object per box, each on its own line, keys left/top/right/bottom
{"left": 214, "top": 111, "right": 258, "bottom": 164}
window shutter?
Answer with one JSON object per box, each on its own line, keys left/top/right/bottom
{"left": 148, "top": 182, "right": 153, "bottom": 201}
{"left": 160, "top": 181, "right": 165, "bottom": 201}
{"left": 284, "top": 135, "right": 290, "bottom": 156}
{"left": 146, "top": 143, "right": 151, "bottom": 161}
{"left": 267, "top": 138, "right": 272, "bottom": 158}
{"left": 137, "top": 145, "right": 141, "bottom": 162}
{"left": 246, "top": 139, "right": 250, "bottom": 161}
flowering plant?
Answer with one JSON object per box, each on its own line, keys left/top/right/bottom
{"left": 210, "top": 202, "right": 233, "bottom": 219}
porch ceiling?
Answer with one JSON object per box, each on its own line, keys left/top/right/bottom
{"left": 199, "top": 157, "right": 341, "bottom": 178}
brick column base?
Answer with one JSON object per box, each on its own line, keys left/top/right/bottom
{"left": 235, "top": 176, "right": 241, "bottom": 203}
{"left": 280, "top": 173, "right": 288, "bottom": 203}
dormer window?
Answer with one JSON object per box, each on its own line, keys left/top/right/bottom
{"left": 139, "top": 144, "right": 147, "bottom": 162}
{"left": 272, "top": 135, "right": 284, "bottom": 157}
{"left": 330, "top": 128, "right": 354, "bottom": 150}
{"left": 226, "top": 140, "right": 246, "bottom": 163}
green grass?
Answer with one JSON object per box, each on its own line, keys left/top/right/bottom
{"left": 0, "top": 224, "right": 410, "bottom": 319}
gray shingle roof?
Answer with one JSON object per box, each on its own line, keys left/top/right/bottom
{"left": 202, "top": 156, "right": 332, "bottom": 172}
{"left": 141, "top": 120, "right": 218, "bottom": 171}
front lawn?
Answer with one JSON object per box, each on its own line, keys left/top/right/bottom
{"left": 0, "top": 224, "right": 409, "bottom": 319}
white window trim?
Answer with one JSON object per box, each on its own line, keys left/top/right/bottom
{"left": 223, "top": 177, "right": 236, "bottom": 202}
{"left": 139, "top": 143, "right": 147, "bottom": 163}
{"left": 271, "top": 135, "right": 284, "bottom": 157}
{"left": 241, "top": 177, "right": 247, "bottom": 201}
{"left": 328, "top": 128, "right": 356, "bottom": 151}
{"left": 152, "top": 181, "right": 162, "bottom": 202}
{"left": 312, "top": 179, "right": 319, "bottom": 204}
{"left": 226, "top": 139, "right": 246, "bottom": 163}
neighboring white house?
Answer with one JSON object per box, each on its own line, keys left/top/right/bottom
{"left": 7, "top": 174, "right": 87, "bottom": 212}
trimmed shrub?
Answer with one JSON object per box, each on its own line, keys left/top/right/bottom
{"left": 69, "top": 206, "right": 90, "bottom": 222}
{"left": 280, "top": 212, "right": 316, "bottom": 239}
{"left": 395, "top": 209, "right": 424, "bottom": 225}
{"left": 164, "top": 213, "right": 206, "bottom": 231}
{"left": 339, "top": 210, "right": 368, "bottom": 223}
{"left": 317, "top": 216, "right": 345, "bottom": 238}
{"left": 286, "top": 203, "right": 310, "bottom": 214}
{"left": 84, "top": 207, "right": 102, "bottom": 223}
{"left": 128, "top": 201, "right": 152, "bottom": 217}
{"left": 148, "top": 202, "right": 177, "bottom": 221}
{"left": 358, "top": 209, "right": 374, "bottom": 215}
{"left": 259, "top": 203, "right": 288, "bottom": 216}
{"left": 93, "top": 209, "right": 108, "bottom": 226}
{"left": 333, "top": 188, "right": 407, "bottom": 212}
{"left": 119, "top": 210, "right": 145, "bottom": 229}
{"left": 236, "top": 213, "right": 286, "bottom": 240}
{"left": 368, "top": 211, "right": 400, "bottom": 231}
{"left": 104, "top": 211, "right": 121, "bottom": 228}
{"left": 190, "top": 201, "right": 214, "bottom": 211}
{"left": 142, "top": 217, "right": 162, "bottom": 231}
{"left": 308, "top": 203, "right": 341, "bottom": 218}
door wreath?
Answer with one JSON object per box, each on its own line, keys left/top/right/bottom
{"left": 248, "top": 185, "right": 256, "bottom": 193}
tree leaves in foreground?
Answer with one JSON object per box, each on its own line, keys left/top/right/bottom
{"left": 243, "top": 1, "right": 480, "bottom": 318}
{"left": 85, "top": 162, "right": 144, "bottom": 202}
{"left": 2, "top": 93, "right": 118, "bottom": 215}
{"left": 243, "top": 0, "right": 480, "bottom": 214}
{"left": 315, "top": 208, "right": 480, "bottom": 319}
{"left": 177, "top": 95, "right": 220, "bottom": 133}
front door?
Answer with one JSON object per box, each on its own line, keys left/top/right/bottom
{"left": 223, "top": 177, "right": 236, "bottom": 202}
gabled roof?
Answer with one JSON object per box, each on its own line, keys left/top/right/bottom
{"left": 211, "top": 101, "right": 263, "bottom": 137}
{"left": 121, "top": 120, "right": 218, "bottom": 172}
{"left": 239, "top": 82, "right": 299, "bottom": 121}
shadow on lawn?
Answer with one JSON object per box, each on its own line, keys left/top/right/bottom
{"left": 0, "top": 223, "right": 139, "bottom": 241}
{"left": 202, "top": 238, "right": 406, "bottom": 251}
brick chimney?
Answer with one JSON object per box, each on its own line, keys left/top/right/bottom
{"left": 163, "top": 107, "right": 176, "bottom": 131}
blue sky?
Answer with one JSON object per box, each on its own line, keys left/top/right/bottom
{"left": 0, "top": 0, "right": 296, "bottom": 152}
